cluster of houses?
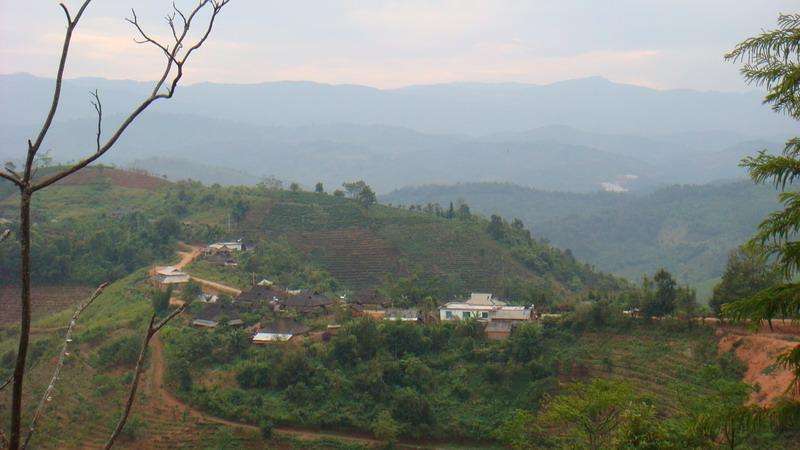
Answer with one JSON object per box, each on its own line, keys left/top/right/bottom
{"left": 352, "top": 291, "right": 536, "bottom": 340}
{"left": 190, "top": 279, "right": 336, "bottom": 343}
{"left": 154, "top": 240, "right": 538, "bottom": 344}
{"left": 188, "top": 283, "right": 537, "bottom": 343}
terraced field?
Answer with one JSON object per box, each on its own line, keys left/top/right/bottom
{"left": 288, "top": 228, "right": 405, "bottom": 289}
{"left": 0, "top": 285, "right": 94, "bottom": 326}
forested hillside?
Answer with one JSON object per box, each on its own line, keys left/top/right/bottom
{"left": 383, "top": 180, "right": 780, "bottom": 292}
{"left": 0, "top": 167, "right": 624, "bottom": 304}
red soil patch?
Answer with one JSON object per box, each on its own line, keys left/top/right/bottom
{"left": 55, "top": 167, "right": 170, "bottom": 191}
{"left": 0, "top": 285, "right": 94, "bottom": 326}
{"left": 717, "top": 321, "right": 800, "bottom": 407}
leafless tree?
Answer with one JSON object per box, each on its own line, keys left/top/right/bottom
{"left": 0, "top": 1, "right": 230, "bottom": 449}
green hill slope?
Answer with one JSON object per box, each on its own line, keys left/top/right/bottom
{"left": 383, "top": 181, "right": 780, "bottom": 292}
{"left": 1, "top": 168, "right": 624, "bottom": 303}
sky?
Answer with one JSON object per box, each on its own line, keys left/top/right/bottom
{"left": 0, "top": 1, "right": 795, "bottom": 91}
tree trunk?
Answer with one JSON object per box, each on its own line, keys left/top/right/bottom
{"left": 10, "top": 190, "right": 32, "bottom": 450}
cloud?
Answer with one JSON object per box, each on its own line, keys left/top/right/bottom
{"left": 346, "top": 1, "right": 496, "bottom": 37}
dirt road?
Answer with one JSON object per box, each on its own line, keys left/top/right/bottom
{"left": 188, "top": 277, "right": 242, "bottom": 296}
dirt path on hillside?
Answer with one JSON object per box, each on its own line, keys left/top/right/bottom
{"left": 169, "top": 244, "right": 244, "bottom": 296}
{"left": 148, "top": 337, "right": 386, "bottom": 447}
{"left": 716, "top": 322, "right": 800, "bottom": 407}
{"left": 174, "top": 245, "right": 201, "bottom": 270}
{"left": 189, "top": 277, "right": 242, "bottom": 296}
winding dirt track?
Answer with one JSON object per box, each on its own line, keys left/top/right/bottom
{"left": 148, "top": 337, "right": 385, "bottom": 447}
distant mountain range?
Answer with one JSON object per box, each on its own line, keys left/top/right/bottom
{"left": 0, "top": 73, "right": 789, "bottom": 193}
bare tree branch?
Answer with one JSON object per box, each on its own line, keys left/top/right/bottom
{"left": 23, "top": 0, "right": 91, "bottom": 183}
{"left": 89, "top": 90, "right": 103, "bottom": 153}
{"left": 7, "top": 1, "right": 229, "bottom": 448}
{"left": 30, "top": 0, "right": 229, "bottom": 193}
{"left": 0, "top": 171, "right": 22, "bottom": 188}
{"left": 0, "top": 374, "right": 11, "bottom": 392}
{"left": 21, "top": 283, "right": 109, "bottom": 450}
{"left": 104, "top": 305, "right": 186, "bottom": 450}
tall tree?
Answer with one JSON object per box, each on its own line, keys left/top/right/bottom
{"left": 711, "top": 245, "right": 781, "bottom": 316}
{"left": 724, "top": 13, "right": 800, "bottom": 389}
{"left": 357, "top": 185, "right": 377, "bottom": 208}
{"left": 0, "top": 1, "right": 229, "bottom": 448}
{"left": 642, "top": 269, "right": 677, "bottom": 318}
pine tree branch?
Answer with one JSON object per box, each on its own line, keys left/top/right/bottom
{"left": 21, "top": 282, "right": 108, "bottom": 450}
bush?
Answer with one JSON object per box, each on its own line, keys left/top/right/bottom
{"left": 259, "top": 418, "right": 274, "bottom": 439}
{"left": 372, "top": 410, "right": 400, "bottom": 443}
{"left": 94, "top": 335, "right": 140, "bottom": 369}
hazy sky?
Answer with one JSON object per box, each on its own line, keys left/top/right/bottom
{"left": 0, "top": 1, "right": 795, "bottom": 90}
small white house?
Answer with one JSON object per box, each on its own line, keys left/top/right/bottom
{"left": 208, "top": 240, "right": 245, "bottom": 252}
{"left": 439, "top": 292, "right": 534, "bottom": 322}
{"left": 155, "top": 266, "right": 190, "bottom": 285}
{"left": 253, "top": 332, "right": 293, "bottom": 343}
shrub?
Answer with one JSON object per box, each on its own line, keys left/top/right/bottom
{"left": 372, "top": 410, "right": 400, "bottom": 443}
{"left": 94, "top": 335, "right": 140, "bottom": 369}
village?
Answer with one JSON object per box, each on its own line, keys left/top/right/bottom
{"left": 153, "top": 239, "right": 539, "bottom": 344}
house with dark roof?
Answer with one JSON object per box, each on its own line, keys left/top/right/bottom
{"left": 236, "top": 285, "right": 289, "bottom": 305}
{"left": 191, "top": 302, "right": 244, "bottom": 328}
{"left": 277, "top": 291, "right": 334, "bottom": 314}
{"left": 252, "top": 319, "right": 310, "bottom": 343}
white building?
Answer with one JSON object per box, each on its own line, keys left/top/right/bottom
{"left": 208, "top": 240, "right": 245, "bottom": 252}
{"left": 439, "top": 292, "right": 534, "bottom": 322}
{"left": 253, "top": 331, "right": 293, "bottom": 343}
{"left": 155, "top": 266, "right": 190, "bottom": 285}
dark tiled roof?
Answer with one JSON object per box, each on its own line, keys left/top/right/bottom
{"left": 237, "top": 285, "right": 288, "bottom": 303}
{"left": 195, "top": 303, "right": 241, "bottom": 322}
{"left": 280, "top": 291, "right": 333, "bottom": 309}
{"left": 259, "top": 319, "right": 310, "bottom": 335}
{"left": 352, "top": 289, "right": 391, "bottom": 307}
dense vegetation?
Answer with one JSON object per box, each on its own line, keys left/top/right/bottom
{"left": 162, "top": 313, "right": 791, "bottom": 447}
{"left": 383, "top": 180, "right": 780, "bottom": 295}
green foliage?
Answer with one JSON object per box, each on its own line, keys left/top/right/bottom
{"left": 724, "top": 14, "right": 800, "bottom": 387}
{"left": 93, "top": 335, "right": 140, "bottom": 369}
{"left": 494, "top": 410, "right": 538, "bottom": 450}
{"left": 152, "top": 286, "right": 172, "bottom": 314}
{"left": 538, "top": 378, "right": 635, "bottom": 450}
{"left": 0, "top": 211, "right": 181, "bottom": 284}
{"left": 614, "top": 402, "right": 668, "bottom": 450}
{"left": 711, "top": 245, "right": 781, "bottom": 315}
{"left": 259, "top": 418, "right": 274, "bottom": 439}
{"left": 240, "top": 237, "right": 337, "bottom": 291}
{"left": 371, "top": 410, "right": 400, "bottom": 442}
{"left": 643, "top": 269, "right": 677, "bottom": 318}
{"left": 181, "top": 280, "right": 203, "bottom": 303}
